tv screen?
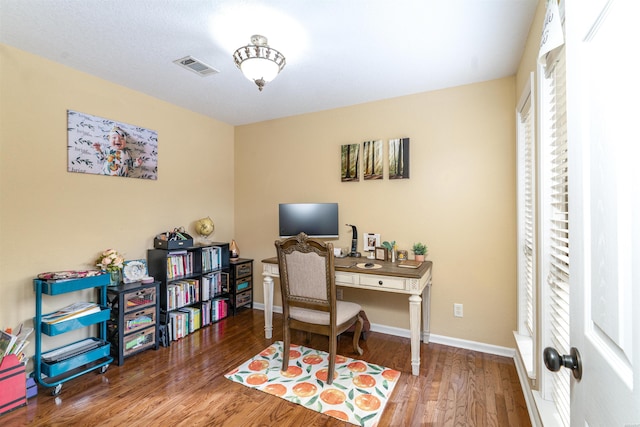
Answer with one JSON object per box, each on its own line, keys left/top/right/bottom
{"left": 278, "top": 203, "right": 339, "bottom": 238}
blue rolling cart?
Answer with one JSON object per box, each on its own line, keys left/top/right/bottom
{"left": 33, "top": 274, "right": 113, "bottom": 396}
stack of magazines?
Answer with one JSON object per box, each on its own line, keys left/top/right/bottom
{"left": 41, "top": 338, "right": 102, "bottom": 363}
{"left": 41, "top": 302, "right": 100, "bottom": 324}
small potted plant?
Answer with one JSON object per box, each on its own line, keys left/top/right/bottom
{"left": 412, "top": 242, "right": 428, "bottom": 262}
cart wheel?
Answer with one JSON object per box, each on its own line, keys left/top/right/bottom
{"left": 100, "top": 364, "right": 109, "bottom": 374}
{"left": 52, "top": 384, "right": 62, "bottom": 396}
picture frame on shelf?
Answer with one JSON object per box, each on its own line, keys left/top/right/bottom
{"left": 122, "top": 259, "right": 148, "bottom": 284}
{"left": 363, "top": 233, "right": 380, "bottom": 252}
{"left": 375, "top": 247, "right": 388, "bottom": 261}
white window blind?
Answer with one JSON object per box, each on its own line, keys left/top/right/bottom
{"left": 516, "top": 74, "right": 536, "bottom": 342}
{"left": 542, "top": 47, "right": 570, "bottom": 427}
{"left": 516, "top": 74, "right": 536, "bottom": 379}
{"left": 522, "top": 96, "right": 535, "bottom": 337}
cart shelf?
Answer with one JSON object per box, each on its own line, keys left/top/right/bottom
{"left": 33, "top": 275, "right": 113, "bottom": 395}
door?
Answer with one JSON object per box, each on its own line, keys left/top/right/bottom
{"left": 566, "top": 0, "right": 640, "bottom": 424}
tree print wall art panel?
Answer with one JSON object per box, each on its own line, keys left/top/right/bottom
{"left": 341, "top": 143, "right": 360, "bottom": 182}
{"left": 67, "top": 110, "right": 158, "bottom": 180}
{"left": 363, "top": 139, "right": 383, "bottom": 180}
{"left": 388, "top": 137, "right": 410, "bottom": 179}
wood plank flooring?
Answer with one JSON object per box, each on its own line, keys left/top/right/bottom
{"left": 4, "top": 309, "right": 531, "bottom": 426}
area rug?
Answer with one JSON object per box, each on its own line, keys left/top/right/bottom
{"left": 225, "top": 341, "right": 400, "bottom": 427}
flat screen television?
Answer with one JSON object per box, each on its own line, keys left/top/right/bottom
{"left": 278, "top": 203, "right": 339, "bottom": 238}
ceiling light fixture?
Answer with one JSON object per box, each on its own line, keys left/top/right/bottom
{"left": 233, "top": 35, "right": 286, "bottom": 91}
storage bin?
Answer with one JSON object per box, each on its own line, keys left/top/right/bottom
{"left": 123, "top": 287, "right": 156, "bottom": 312}
{"left": 124, "top": 307, "right": 156, "bottom": 332}
{"left": 0, "top": 355, "right": 26, "bottom": 415}
{"left": 154, "top": 237, "right": 193, "bottom": 250}
{"left": 40, "top": 338, "right": 110, "bottom": 377}
{"left": 123, "top": 326, "right": 156, "bottom": 357}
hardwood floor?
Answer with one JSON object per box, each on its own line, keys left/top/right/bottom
{"left": 5, "top": 310, "right": 531, "bottom": 426}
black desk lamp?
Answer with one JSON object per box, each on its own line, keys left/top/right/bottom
{"left": 346, "top": 224, "right": 361, "bottom": 257}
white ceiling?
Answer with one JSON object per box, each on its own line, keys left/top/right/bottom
{"left": 0, "top": 0, "right": 538, "bottom": 126}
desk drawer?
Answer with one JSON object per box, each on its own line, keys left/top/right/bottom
{"left": 358, "top": 274, "right": 406, "bottom": 290}
{"left": 335, "top": 272, "right": 356, "bottom": 285}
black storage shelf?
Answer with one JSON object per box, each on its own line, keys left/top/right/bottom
{"left": 228, "top": 258, "right": 253, "bottom": 315}
{"left": 147, "top": 243, "right": 230, "bottom": 344}
{"left": 106, "top": 281, "right": 160, "bottom": 366}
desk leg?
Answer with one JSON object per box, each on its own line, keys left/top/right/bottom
{"left": 263, "top": 272, "right": 274, "bottom": 339}
{"left": 422, "top": 284, "right": 431, "bottom": 343}
{"left": 409, "top": 294, "right": 422, "bottom": 376}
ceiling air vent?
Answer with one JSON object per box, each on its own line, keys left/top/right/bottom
{"left": 173, "top": 56, "right": 219, "bottom": 76}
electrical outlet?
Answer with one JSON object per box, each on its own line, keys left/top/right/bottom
{"left": 454, "top": 303, "right": 463, "bottom": 318}
{"left": 336, "top": 289, "right": 343, "bottom": 300}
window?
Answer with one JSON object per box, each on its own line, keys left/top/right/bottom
{"left": 515, "top": 72, "right": 536, "bottom": 378}
{"left": 539, "top": 46, "right": 570, "bottom": 427}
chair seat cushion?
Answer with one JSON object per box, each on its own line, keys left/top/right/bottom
{"left": 290, "top": 301, "right": 361, "bottom": 325}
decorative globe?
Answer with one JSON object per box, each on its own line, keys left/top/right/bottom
{"left": 195, "top": 217, "right": 214, "bottom": 240}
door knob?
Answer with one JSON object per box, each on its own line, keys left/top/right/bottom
{"left": 543, "top": 346, "right": 582, "bottom": 380}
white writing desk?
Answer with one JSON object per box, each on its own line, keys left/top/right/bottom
{"left": 261, "top": 257, "right": 433, "bottom": 376}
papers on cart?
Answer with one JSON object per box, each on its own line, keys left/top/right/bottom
{"left": 41, "top": 338, "right": 102, "bottom": 363}
{"left": 41, "top": 302, "right": 101, "bottom": 324}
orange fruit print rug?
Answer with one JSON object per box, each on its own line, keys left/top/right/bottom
{"left": 225, "top": 341, "right": 401, "bottom": 426}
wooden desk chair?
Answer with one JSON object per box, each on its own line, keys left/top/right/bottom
{"left": 275, "top": 232, "right": 363, "bottom": 385}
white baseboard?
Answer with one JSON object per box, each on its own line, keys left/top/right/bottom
{"left": 253, "top": 302, "right": 282, "bottom": 314}
{"left": 252, "top": 302, "right": 514, "bottom": 358}
{"left": 427, "top": 333, "right": 515, "bottom": 358}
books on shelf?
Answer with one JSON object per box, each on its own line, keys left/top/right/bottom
{"left": 201, "top": 246, "right": 221, "bottom": 272}
{"left": 167, "top": 298, "right": 228, "bottom": 342}
{"left": 212, "top": 298, "right": 228, "bottom": 323}
{"left": 165, "top": 250, "right": 194, "bottom": 279}
{"left": 166, "top": 279, "right": 200, "bottom": 310}
{"left": 41, "top": 302, "right": 101, "bottom": 324}
{"left": 168, "top": 311, "right": 187, "bottom": 341}
{"left": 178, "top": 306, "right": 201, "bottom": 333}
{"left": 398, "top": 260, "right": 423, "bottom": 269}
{"left": 202, "top": 271, "right": 227, "bottom": 301}
{"left": 198, "top": 301, "right": 212, "bottom": 327}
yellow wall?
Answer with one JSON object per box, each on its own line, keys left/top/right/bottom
{"left": 0, "top": 45, "right": 235, "bottom": 350}
{"left": 1, "top": 42, "right": 517, "bottom": 354}
{"left": 235, "top": 77, "right": 517, "bottom": 348}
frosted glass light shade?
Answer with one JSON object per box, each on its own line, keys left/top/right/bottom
{"left": 233, "top": 35, "right": 286, "bottom": 91}
{"left": 240, "top": 57, "right": 280, "bottom": 83}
